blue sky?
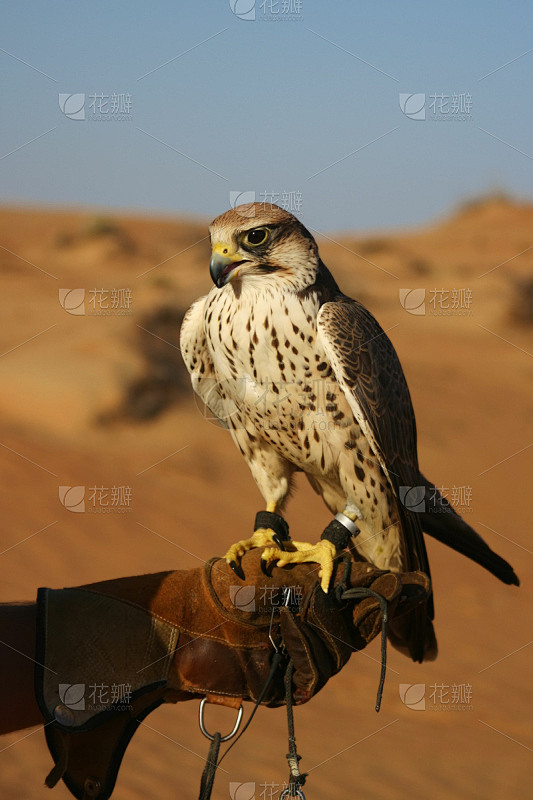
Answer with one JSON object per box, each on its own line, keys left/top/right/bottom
{"left": 2, "top": 1, "right": 533, "bottom": 231}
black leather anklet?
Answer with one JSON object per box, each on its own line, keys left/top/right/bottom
{"left": 321, "top": 513, "right": 359, "bottom": 551}
{"left": 254, "top": 511, "right": 290, "bottom": 542}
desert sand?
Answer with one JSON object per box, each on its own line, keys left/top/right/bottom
{"left": 0, "top": 197, "right": 531, "bottom": 799}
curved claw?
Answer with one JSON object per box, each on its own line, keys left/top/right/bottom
{"left": 229, "top": 560, "right": 245, "bottom": 581}
{"left": 272, "top": 534, "right": 287, "bottom": 551}
{"left": 260, "top": 557, "right": 274, "bottom": 578}
{"left": 259, "top": 539, "right": 337, "bottom": 593}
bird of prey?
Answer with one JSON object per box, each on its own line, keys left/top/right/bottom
{"left": 180, "top": 203, "right": 519, "bottom": 662}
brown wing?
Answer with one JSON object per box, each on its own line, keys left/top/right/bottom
{"left": 317, "top": 297, "right": 436, "bottom": 662}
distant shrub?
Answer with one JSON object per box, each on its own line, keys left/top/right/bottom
{"left": 84, "top": 215, "right": 121, "bottom": 237}
{"left": 55, "top": 232, "right": 74, "bottom": 248}
{"left": 99, "top": 304, "right": 188, "bottom": 424}
{"left": 409, "top": 256, "right": 431, "bottom": 275}
{"left": 82, "top": 215, "right": 136, "bottom": 253}
{"left": 509, "top": 276, "right": 533, "bottom": 325}
{"left": 357, "top": 238, "right": 391, "bottom": 255}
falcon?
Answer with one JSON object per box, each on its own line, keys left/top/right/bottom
{"left": 180, "top": 203, "right": 518, "bottom": 662}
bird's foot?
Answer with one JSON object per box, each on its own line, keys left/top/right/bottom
{"left": 260, "top": 539, "right": 337, "bottom": 593}
{"left": 224, "top": 529, "right": 287, "bottom": 580}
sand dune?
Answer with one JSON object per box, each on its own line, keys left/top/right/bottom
{"left": 0, "top": 198, "right": 531, "bottom": 799}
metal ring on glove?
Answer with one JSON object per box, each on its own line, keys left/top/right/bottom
{"left": 198, "top": 698, "right": 244, "bottom": 742}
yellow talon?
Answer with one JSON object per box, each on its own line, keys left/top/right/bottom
{"left": 224, "top": 528, "right": 281, "bottom": 578}
{"left": 260, "top": 539, "right": 337, "bottom": 593}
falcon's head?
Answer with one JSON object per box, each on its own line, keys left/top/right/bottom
{"left": 209, "top": 203, "right": 319, "bottom": 292}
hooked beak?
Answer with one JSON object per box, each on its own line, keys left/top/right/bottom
{"left": 210, "top": 243, "right": 247, "bottom": 288}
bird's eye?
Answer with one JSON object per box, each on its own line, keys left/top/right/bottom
{"left": 243, "top": 227, "right": 269, "bottom": 247}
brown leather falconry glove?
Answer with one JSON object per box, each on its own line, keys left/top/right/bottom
{"left": 35, "top": 549, "right": 431, "bottom": 800}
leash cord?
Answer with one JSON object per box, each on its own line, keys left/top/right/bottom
{"left": 217, "top": 650, "right": 284, "bottom": 766}
{"left": 198, "top": 732, "right": 221, "bottom": 800}
{"left": 197, "top": 650, "right": 284, "bottom": 800}
{"left": 282, "top": 660, "right": 307, "bottom": 799}
{"left": 340, "top": 586, "right": 389, "bottom": 712}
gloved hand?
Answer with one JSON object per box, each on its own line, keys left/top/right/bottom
{"left": 36, "top": 550, "right": 431, "bottom": 800}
